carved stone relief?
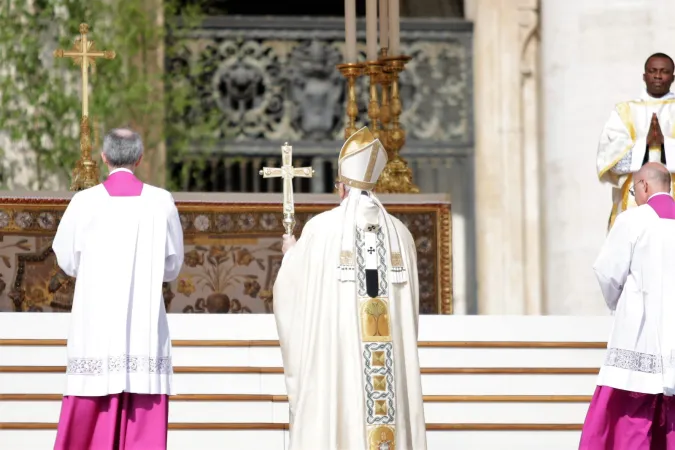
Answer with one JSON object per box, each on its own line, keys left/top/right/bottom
{"left": 168, "top": 17, "right": 473, "bottom": 147}
{"left": 287, "top": 40, "right": 344, "bottom": 141}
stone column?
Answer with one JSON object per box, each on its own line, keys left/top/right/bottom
{"left": 473, "top": 0, "right": 543, "bottom": 314}
{"left": 464, "top": 0, "right": 475, "bottom": 19}
{"left": 519, "top": 1, "right": 543, "bottom": 315}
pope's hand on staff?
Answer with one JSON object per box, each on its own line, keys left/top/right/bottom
{"left": 282, "top": 234, "right": 297, "bottom": 254}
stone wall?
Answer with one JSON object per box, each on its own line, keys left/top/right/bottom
{"left": 472, "top": 0, "right": 543, "bottom": 314}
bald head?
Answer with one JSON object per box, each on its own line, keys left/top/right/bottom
{"left": 112, "top": 128, "right": 135, "bottom": 138}
{"left": 633, "top": 162, "right": 671, "bottom": 205}
{"left": 637, "top": 163, "right": 671, "bottom": 190}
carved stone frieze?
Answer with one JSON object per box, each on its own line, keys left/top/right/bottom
{"left": 168, "top": 16, "right": 473, "bottom": 148}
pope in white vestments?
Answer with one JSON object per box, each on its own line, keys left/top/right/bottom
{"left": 597, "top": 53, "right": 675, "bottom": 229}
{"left": 580, "top": 163, "right": 675, "bottom": 449}
{"left": 273, "top": 127, "right": 427, "bottom": 450}
{"left": 52, "top": 128, "right": 184, "bottom": 450}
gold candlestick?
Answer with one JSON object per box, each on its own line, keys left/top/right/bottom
{"left": 79, "top": 116, "right": 98, "bottom": 189}
{"left": 54, "top": 23, "right": 116, "bottom": 191}
{"left": 337, "top": 63, "right": 365, "bottom": 139}
{"left": 377, "top": 48, "right": 392, "bottom": 150}
{"left": 376, "top": 55, "right": 419, "bottom": 194}
{"left": 364, "top": 61, "right": 384, "bottom": 139}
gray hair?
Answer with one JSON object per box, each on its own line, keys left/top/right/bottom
{"left": 339, "top": 182, "right": 371, "bottom": 197}
{"left": 102, "top": 128, "right": 143, "bottom": 168}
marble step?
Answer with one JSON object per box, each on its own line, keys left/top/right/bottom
{"left": 0, "top": 428, "right": 582, "bottom": 450}
{"left": 0, "top": 343, "right": 607, "bottom": 369}
{"left": 0, "top": 368, "right": 599, "bottom": 396}
{"left": 0, "top": 394, "right": 591, "bottom": 424}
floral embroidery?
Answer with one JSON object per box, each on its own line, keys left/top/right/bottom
{"left": 13, "top": 212, "right": 33, "bottom": 229}
{"left": 237, "top": 213, "right": 256, "bottom": 231}
{"left": 177, "top": 277, "right": 196, "bottom": 296}
{"left": 215, "top": 214, "right": 234, "bottom": 231}
{"left": 193, "top": 214, "right": 210, "bottom": 231}
{"left": 179, "top": 214, "right": 189, "bottom": 231}
{"left": 0, "top": 210, "right": 9, "bottom": 228}
{"left": 37, "top": 212, "right": 56, "bottom": 230}
{"left": 259, "top": 213, "right": 279, "bottom": 230}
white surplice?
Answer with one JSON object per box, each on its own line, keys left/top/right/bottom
{"left": 273, "top": 192, "right": 427, "bottom": 450}
{"left": 594, "top": 203, "right": 675, "bottom": 395}
{"left": 597, "top": 91, "right": 675, "bottom": 227}
{"left": 52, "top": 184, "right": 184, "bottom": 397}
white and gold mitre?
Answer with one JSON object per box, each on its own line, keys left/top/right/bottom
{"left": 338, "top": 127, "right": 388, "bottom": 191}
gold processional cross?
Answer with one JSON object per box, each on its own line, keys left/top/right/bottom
{"left": 259, "top": 143, "right": 314, "bottom": 236}
{"left": 54, "top": 23, "right": 116, "bottom": 191}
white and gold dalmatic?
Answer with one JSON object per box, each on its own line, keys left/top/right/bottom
{"left": 597, "top": 91, "right": 675, "bottom": 229}
{"left": 273, "top": 127, "right": 427, "bottom": 450}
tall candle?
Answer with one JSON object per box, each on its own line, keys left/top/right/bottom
{"left": 379, "top": 0, "right": 389, "bottom": 51}
{"left": 344, "top": 0, "right": 357, "bottom": 63}
{"left": 366, "top": 0, "right": 378, "bottom": 61}
{"left": 388, "top": 0, "right": 400, "bottom": 56}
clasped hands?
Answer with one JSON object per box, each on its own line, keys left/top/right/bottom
{"left": 648, "top": 113, "right": 665, "bottom": 148}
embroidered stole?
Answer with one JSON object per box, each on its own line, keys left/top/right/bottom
{"left": 357, "top": 223, "right": 397, "bottom": 449}
{"left": 336, "top": 190, "right": 407, "bottom": 449}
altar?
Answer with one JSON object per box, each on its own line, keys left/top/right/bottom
{"left": 0, "top": 191, "right": 452, "bottom": 315}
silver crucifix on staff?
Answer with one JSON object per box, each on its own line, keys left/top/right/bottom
{"left": 259, "top": 143, "right": 314, "bottom": 236}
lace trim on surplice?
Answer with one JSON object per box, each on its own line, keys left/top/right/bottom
{"left": 67, "top": 355, "right": 173, "bottom": 375}
{"left": 603, "top": 348, "right": 675, "bottom": 374}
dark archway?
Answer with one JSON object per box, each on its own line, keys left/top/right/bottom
{"left": 176, "top": 0, "right": 464, "bottom": 18}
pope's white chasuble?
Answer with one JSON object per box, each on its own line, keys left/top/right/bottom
{"left": 273, "top": 190, "right": 427, "bottom": 450}
{"left": 597, "top": 91, "right": 675, "bottom": 228}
